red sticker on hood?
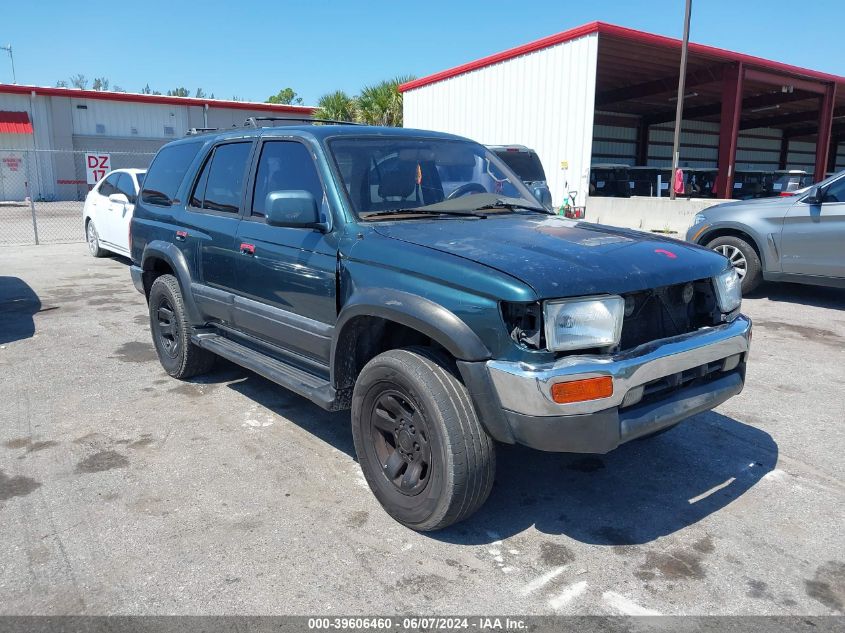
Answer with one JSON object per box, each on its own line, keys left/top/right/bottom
{"left": 654, "top": 248, "right": 678, "bottom": 259}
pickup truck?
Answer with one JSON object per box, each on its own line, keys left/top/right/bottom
{"left": 129, "top": 123, "right": 751, "bottom": 531}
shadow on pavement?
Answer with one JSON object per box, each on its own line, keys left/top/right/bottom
{"left": 193, "top": 362, "right": 777, "bottom": 547}
{"left": 203, "top": 364, "right": 356, "bottom": 457}
{"left": 0, "top": 276, "right": 43, "bottom": 344}
{"left": 751, "top": 282, "right": 845, "bottom": 310}
{"left": 436, "top": 410, "right": 777, "bottom": 546}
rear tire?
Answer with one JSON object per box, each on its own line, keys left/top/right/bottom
{"left": 351, "top": 347, "right": 496, "bottom": 531}
{"left": 86, "top": 219, "right": 105, "bottom": 258}
{"left": 148, "top": 274, "right": 215, "bottom": 379}
{"left": 706, "top": 235, "right": 762, "bottom": 294}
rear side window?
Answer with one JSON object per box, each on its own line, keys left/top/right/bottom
{"left": 823, "top": 178, "right": 845, "bottom": 203}
{"left": 116, "top": 173, "right": 136, "bottom": 200}
{"left": 190, "top": 142, "right": 252, "bottom": 213}
{"left": 141, "top": 142, "right": 201, "bottom": 206}
{"left": 99, "top": 173, "right": 120, "bottom": 197}
{"left": 251, "top": 141, "right": 324, "bottom": 217}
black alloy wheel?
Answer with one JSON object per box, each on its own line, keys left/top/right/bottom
{"left": 370, "top": 389, "right": 431, "bottom": 495}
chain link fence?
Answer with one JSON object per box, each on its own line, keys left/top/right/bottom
{"left": 0, "top": 148, "right": 157, "bottom": 246}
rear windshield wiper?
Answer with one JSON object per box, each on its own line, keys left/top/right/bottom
{"left": 360, "top": 208, "right": 485, "bottom": 220}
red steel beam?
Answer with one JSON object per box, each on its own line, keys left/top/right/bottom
{"left": 815, "top": 84, "right": 837, "bottom": 181}
{"left": 716, "top": 63, "right": 744, "bottom": 199}
{"left": 595, "top": 65, "right": 725, "bottom": 107}
{"left": 744, "top": 68, "right": 827, "bottom": 95}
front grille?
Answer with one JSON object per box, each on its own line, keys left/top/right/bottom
{"left": 619, "top": 280, "right": 719, "bottom": 350}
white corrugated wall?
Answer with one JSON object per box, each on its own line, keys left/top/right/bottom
{"left": 403, "top": 33, "right": 599, "bottom": 207}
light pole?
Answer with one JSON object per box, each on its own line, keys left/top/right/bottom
{"left": 1, "top": 44, "right": 16, "bottom": 84}
{"left": 670, "top": 0, "right": 692, "bottom": 200}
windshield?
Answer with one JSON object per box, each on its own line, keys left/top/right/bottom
{"left": 328, "top": 137, "right": 537, "bottom": 217}
{"left": 493, "top": 150, "right": 546, "bottom": 183}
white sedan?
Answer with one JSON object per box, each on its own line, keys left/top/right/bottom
{"left": 83, "top": 168, "right": 146, "bottom": 257}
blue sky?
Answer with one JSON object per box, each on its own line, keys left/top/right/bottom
{"left": 2, "top": 0, "right": 843, "bottom": 104}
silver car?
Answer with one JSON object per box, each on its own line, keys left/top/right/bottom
{"left": 686, "top": 170, "right": 845, "bottom": 294}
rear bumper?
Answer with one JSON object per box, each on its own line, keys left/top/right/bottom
{"left": 481, "top": 315, "right": 751, "bottom": 453}
{"left": 130, "top": 265, "right": 145, "bottom": 294}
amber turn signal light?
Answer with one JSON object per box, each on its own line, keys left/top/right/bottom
{"left": 550, "top": 376, "right": 613, "bottom": 404}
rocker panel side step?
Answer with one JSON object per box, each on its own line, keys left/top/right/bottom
{"left": 192, "top": 333, "right": 337, "bottom": 410}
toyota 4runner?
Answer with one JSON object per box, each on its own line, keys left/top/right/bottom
{"left": 130, "top": 123, "right": 751, "bottom": 531}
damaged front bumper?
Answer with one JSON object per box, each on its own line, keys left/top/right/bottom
{"left": 483, "top": 315, "right": 752, "bottom": 453}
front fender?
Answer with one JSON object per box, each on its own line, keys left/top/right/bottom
{"left": 333, "top": 287, "right": 491, "bottom": 364}
{"left": 140, "top": 241, "right": 202, "bottom": 324}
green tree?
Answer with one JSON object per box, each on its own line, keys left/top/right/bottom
{"left": 92, "top": 77, "right": 110, "bottom": 91}
{"left": 266, "top": 87, "right": 303, "bottom": 105}
{"left": 355, "top": 75, "right": 414, "bottom": 126}
{"left": 141, "top": 83, "right": 153, "bottom": 94}
{"left": 70, "top": 74, "right": 88, "bottom": 89}
{"left": 313, "top": 90, "right": 357, "bottom": 122}
{"left": 167, "top": 87, "right": 190, "bottom": 97}
{"left": 55, "top": 80, "right": 68, "bottom": 88}
{"left": 195, "top": 88, "right": 206, "bottom": 98}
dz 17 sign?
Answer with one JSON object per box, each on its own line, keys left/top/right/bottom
{"left": 85, "top": 153, "right": 111, "bottom": 185}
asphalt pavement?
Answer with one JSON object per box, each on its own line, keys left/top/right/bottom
{"left": 0, "top": 243, "right": 843, "bottom": 616}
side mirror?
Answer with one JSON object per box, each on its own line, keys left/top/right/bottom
{"left": 803, "top": 185, "right": 824, "bottom": 205}
{"left": 265, "top": 190, "right": 322, "bottom": 229}
{"left": 108, "top": 192, "right": 129, "bottom": 205}
{"left": 531, "top": 185, "right": 553, "bottom": 208}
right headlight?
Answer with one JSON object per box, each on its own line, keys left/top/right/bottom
{"left": 713, "top": 267, "right": 742, "bottom": 314}
{"left": 543, "top": 295, "right": 625, "bottom": 352}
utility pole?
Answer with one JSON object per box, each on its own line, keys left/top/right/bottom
{"left": 1, "top": 44, "right": 16, "bottom": 84}
{"left": 670, "top": 0, "right": 692, "bottom": 200}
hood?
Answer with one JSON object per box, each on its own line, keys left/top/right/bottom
{"left": 706, "top": 195, "right": 795, "bottom": 213}
{"left": 371, "top": 215, "right": 729, "bottom": 298}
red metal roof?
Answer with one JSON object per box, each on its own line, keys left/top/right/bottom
{"left": 399, "top": 21, "right": 845, "bottom": 92}
{"left": 0, "top": 111, "right": 33, "bottom": 134}
{"left": 0, "top": 83, "right": 316, "bottom": 114}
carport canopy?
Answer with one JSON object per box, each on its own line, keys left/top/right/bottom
{"left": 0, "top": 111, "right": 33, "bottom": 134}
{"left": 592, "top": 23, "right": 845, "bottom": 195}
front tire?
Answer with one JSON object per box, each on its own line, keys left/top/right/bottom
{"left": 86, "top": 219, "right": 105, "bottom": 257}
{"left": 706, "top": 235, "right": 762, "bottom": 294}
{"left": 351, "top": 347, "right": 496, "bottom": 531}
{"left": 148, "top": 274, "right": 215, "bottom": 379}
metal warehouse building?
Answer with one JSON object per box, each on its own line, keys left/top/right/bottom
{"left": 0, "top": 84, "right": 314, "bottom": 201}
{"left": 401, "top": 22, "right": 845, "bottom": 206}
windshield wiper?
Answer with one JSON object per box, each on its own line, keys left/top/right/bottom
{"left": 361, "top": 208, "right": 485, "bottom": 220}
{"left": 471, "top": 198, "right": 551, "bottom": 214}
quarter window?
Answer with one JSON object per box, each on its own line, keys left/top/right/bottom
{"left": 190, "top": 142, "right": 252, "bottom": 214}
{"left": 141, "top": 141, "right": 202, "bottom": 206}
{"left": 251, "top": 141, "right": 324, "bottom": 217}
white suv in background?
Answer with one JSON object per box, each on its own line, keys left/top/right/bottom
{"left": 83, "top": 168, "right": 146, "bottom": 257}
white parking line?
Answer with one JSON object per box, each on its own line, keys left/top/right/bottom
{"left": 521, "top": 565, "right": 568, "bottom": 596}
{"left": 602, "top": 591, "right": 661, "bottom": 616}
{"left": 688, "top": 476, "right": 736, "bottom": 504}
{"left": 548, "top": 581, "right": 588, "bottom": 610}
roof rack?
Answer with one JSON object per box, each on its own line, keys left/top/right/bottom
{"left": 185, "top": 127, "right": 219, "bottom": 136}
{"left": 244, "top": 116, "right": 361, "bottom": 128}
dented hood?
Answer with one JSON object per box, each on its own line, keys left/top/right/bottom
{"left": 372, "top": 215, "right": 729, "bottom": 298}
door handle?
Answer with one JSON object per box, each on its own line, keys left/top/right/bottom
{"left": 175, "top": 230, "right": 188, "bottom": 241}
{"left": 240, "top": 243, "right": 255, "bottom": 256}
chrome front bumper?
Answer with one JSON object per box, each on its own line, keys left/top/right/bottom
{"left": 487, "top": 315, "right": 752, "bottom": 418}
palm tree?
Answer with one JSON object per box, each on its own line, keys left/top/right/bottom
{"left": 314, "top": 90, "right": 357, "bottom": 123}
{"left": 356, "top": 75, "right": 414, "bottom": 127}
